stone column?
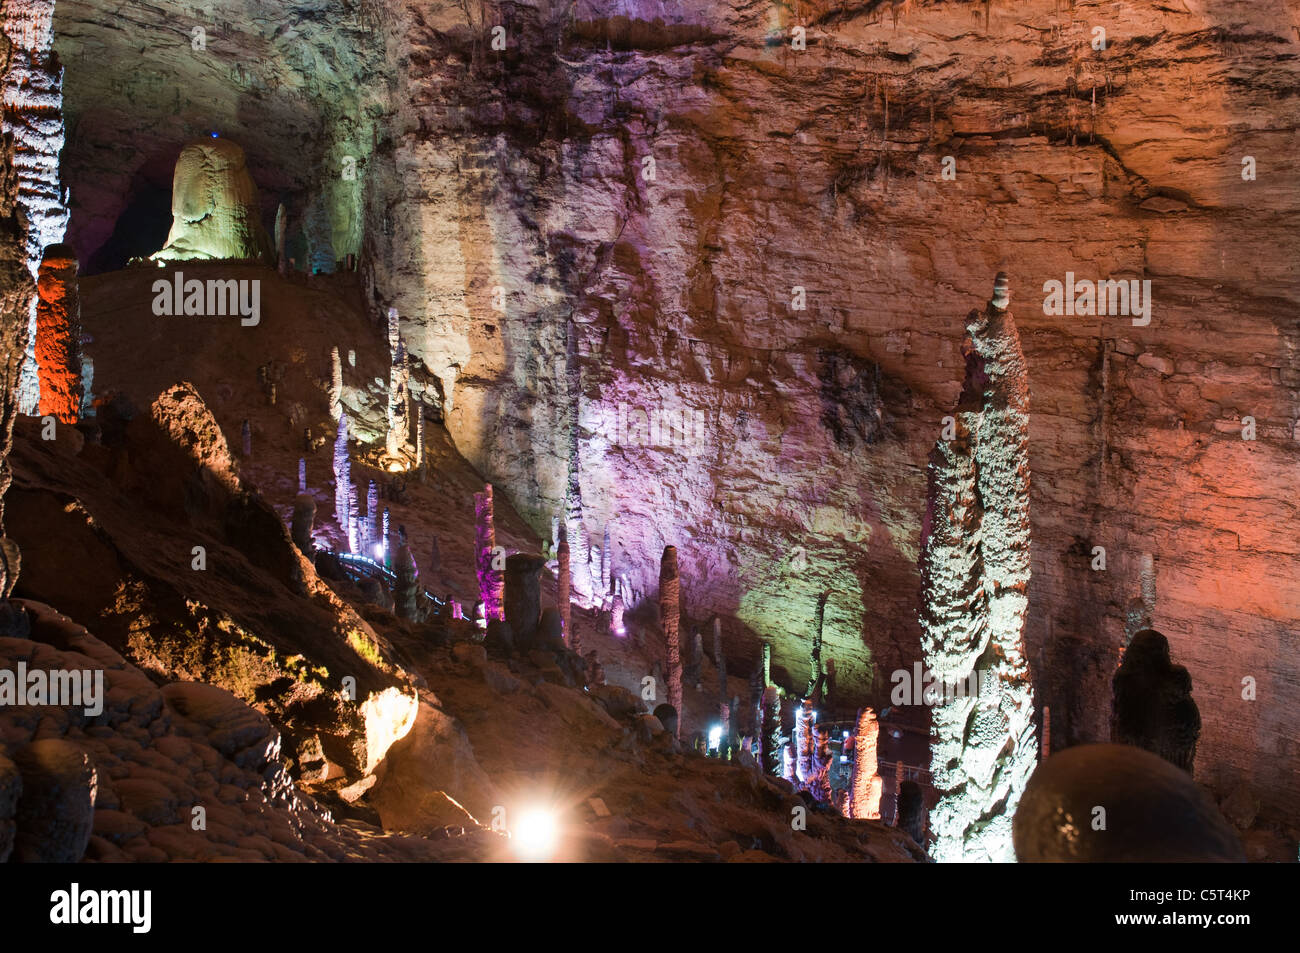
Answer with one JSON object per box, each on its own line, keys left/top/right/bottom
{"left": 659, "top": 545, "right": 682, "bottom": 738}
{"left": 34, "top": 243, "right": 79, "bottom": 423}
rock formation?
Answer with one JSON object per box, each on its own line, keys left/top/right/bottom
{"left": 1111, "top": 629, "right": 1201, "bottom": 772}
{"left": 2, "top": 0, "right": 68, "bottom": 415}
{"left": 34, "top": 242, "right": 78, "bottom": 423}
{"left": 474, "top": 484, "right": 503, "bottom": 623}
{"left": 557, "top": 531, "right": 571, "bottom": 650}
{"left": 151, "top": 139, "right": 272, "bottom": 262}
{"left": 659, "top": 545, "right": 681, "bottom": 738}
{"left": 848, "top": 707, "right": 882, "bottom": 820}
{"left": 503, "top": 553, "right": 545, "bottom": 650}
{"left": 1013, "top": 744, "right": 1243, "bottom": 862}
{"left": 919, "top": 273, "right": 1037, "bottom": 863}
{"left": 290, "top": 493, "right": 315, "bottom": 556}
{"left": 329, "top": 346, "right": 343, "bottom": 421}
{"left": 332, "top": 413, "right": 350, "bottom": 529}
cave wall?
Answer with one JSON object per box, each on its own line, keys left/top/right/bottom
{"left": 51, "top": 0, "right": 1300, "bottom": 822}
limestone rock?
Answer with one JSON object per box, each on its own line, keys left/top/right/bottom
{"left": 1013, "top": 744, "right": 1244, "bottom": 862}
{"left": 11, "top": 738, "right": 97, "bottom": 862}
{"left": 151, "top": 139, "right": 273, "bottom": 262}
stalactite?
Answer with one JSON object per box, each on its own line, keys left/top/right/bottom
{"left": 659, "top": 545, "right": 682, "bottom": 738}
{"left": 474, "top": 483, "right": 504, "bottom": 621}
{"left": 333, "top": 414, "right": 350, "bottom": 528}
{"left": 919, "top": 272, "right": 1037, "bottom": 863}
{"left": 34, "top": 242, "right": 79, "bottom": 423}
{"left": 609, "top": 591, "right": 624, "bottom": 638}
{"left": 3, "top": 0, "right": 69, "bottom": 414}
{"left": 848, "top": 707, "right": 883, "bottom": 819}
{"left": 329, "top": 346, "right": 342, "bottom": 420}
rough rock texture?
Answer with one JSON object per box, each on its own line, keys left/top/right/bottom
{"left": 848, "top": 706, "right": 882, "bottom": 820}
{"left": 0, "top": 602, "right": 481, "bottom": 861}
{"left": 3, "top": 0, "right": 68, "bottom": 413}
{"left": 919, "top": 275, "right": 1037, "bottom": 862}
{"left": 11, "top": 737, "right": 95, "bottom": 862}
{"left": 1013, "top": 743, "right": 1244, "bottom": 863}
{"left": 503, "top": 553, "right": 545, "bottom": 650}
{"left": 150, "top": 139, "right": 272, "bottom": 262}
{"left": 1111, "top": 628, "right": 1201, "bottom": 772}
{"left": 34, "top": 242, "right": 80, "bottom": 422}
{"left": 659, "top": 545, "right": 682, "bottom": 737}
{"left": 42, "top": 0, "right": 1300, "bottom": 829}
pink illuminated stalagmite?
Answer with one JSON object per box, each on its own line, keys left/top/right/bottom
{"left": 474, "top": 483, "right": 503, "bottom": 621}
{"left": 848, "top": 707, "right": 883, "bottom": 820}
{"left": 659, "top": 545, "right": 681, "bottom": 737}
{"left": 558, "top": 531, "right": 572, "bottom": 650}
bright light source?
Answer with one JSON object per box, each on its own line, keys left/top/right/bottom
{"left": 374, "top": 544, "right": 384, "bottom": 559}
{"left": 707, "top": 724, "right": 722, "bottom": 751}
{"left": 511, "top": 808, "right": 558, "bottom": 861}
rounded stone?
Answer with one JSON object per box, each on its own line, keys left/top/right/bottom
{"left": 12, "top": 739, "right": 98, "bottom": 863}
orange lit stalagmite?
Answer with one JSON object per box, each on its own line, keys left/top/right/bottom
{"left": 659, "top": 545, "right": 681, "bottom": 737}
{"left": 848, "top": 707, "right": 883, "bottom": 820}
{"left": 35, "top": 242, "right": 79, "bottom": 423}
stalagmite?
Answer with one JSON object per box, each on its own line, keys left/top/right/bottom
{"left": 274, "top": 202, "right": 287, "bottom": 276}
{"left": 333, "top": 414, "right": 350, "bottom": 528}
{"left": 794, "top": 699, "right": 814, "bottom": 786}
{"left": 848, "top": 707, "right": 883, "bottom": 820}
{"left": 659, "top": 545, "right": 682, "bottom": 738}
{"left": 1112, "top": 629, "right": 1200, "bottom": 772}
{"left": 557, "top": 531, "right": 572, "bottom": 651}
{"left": 381, "top": 507, "right": 390, "bottom": 565}
{"left": 503, "top": 554, "right": 546, "bottom": 649}
{"left": 297, "top": 458, "right": 306, "bottom": 494}
{"left": 474, "top": 484, "right": 504, "bottom": 622}
{"left": 367, "top": 480, "right": 379, "bottom": 546}
{"left": 4, "top": 0, "right": 70, "bottom": 414}
{"left": 347, "top": 483, "right": 359, "bottom": 553}
{"left": 151, "top": 139, "right": 273, "bottom": 262}
{"left": 763, "top": 685, "right": 782, "bottom": 776}
{"left": 919, "top": 272, "right": 1037, "bottom": 863}
{"left": 713, "top": 617, "right": 729, "bottom": 737}
{"left": 291, "top": 494, "right": 315, "bottom": 556}
{"left": 34, "top": 243, "right": 79, "bottom": 423}
{"left": 601, "top": 523, "right": 612, "bottom": 597}
{"left": 329, "top": 347, "right": 343, "bottom": 420}
{"left": 414, "top": 402, "right": 425, "bottom": 477}
{"left": 386, "top": 341, "right": 410, "bottom": 459}
{"left": 392, "top": 533, "right": 420, "bottom": 621}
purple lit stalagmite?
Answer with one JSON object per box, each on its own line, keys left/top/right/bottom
{"left": 474, "top": 484, "right": 503, "bottom": 621}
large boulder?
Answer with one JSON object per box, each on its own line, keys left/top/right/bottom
{"left": 1012, "top": 743, "right": 1244, "bottom": 862}
{"left": 151, "top": 139, "right": 273, "bottom": 262}
{"left": 367, "top": 697, "right": 497, "bottom": 834}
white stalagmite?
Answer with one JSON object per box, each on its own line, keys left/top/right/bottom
{"left": 329, "top": 346, "right": 343, "bottom": 420}
{"left": 333, "top": 414, "right": 350, "bottom": 530}
{"left": 919, "top": 272, "right": 1037, "bottom": 863}
{"left": 4, "top": 0, "right": 70, "bottom": 414}
{"left": 386, "top": 341, "right": 410, "bottom": 458}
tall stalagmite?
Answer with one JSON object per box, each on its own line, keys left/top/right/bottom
{"left": 918, "top": 272, "right": 1037, "bottom": 863}
{"left": 557, "top": 531, "right": 572, "bottom": 652}
{"left": 474, "top": 483, "right": 503, "bottom": 622}
{"left": 659, "top": 545, "right": 681, "bottom": 737}
{"left": 34, "top": 242, "right": 78, "bottom": 422}
{"left": 848, "top": 707, "right": 883, "bottom": 820}
{"left": 333, "top": 414, "right": 350, "bottom": 529}
{"left": 3, "top": 0, "right": 69, "bottom": 414}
